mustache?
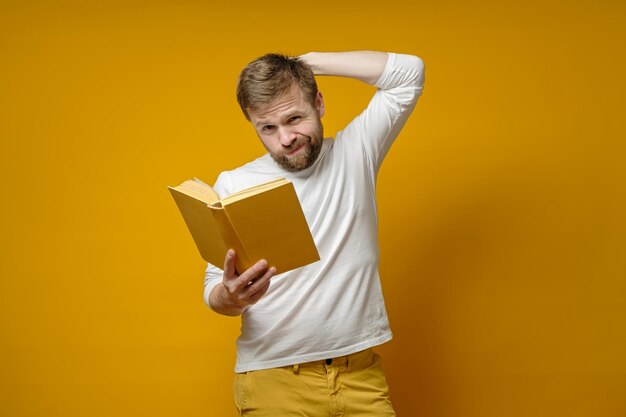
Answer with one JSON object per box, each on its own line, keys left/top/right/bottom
{"left": 282, "top": 136, "right": 309, "bottom": 152}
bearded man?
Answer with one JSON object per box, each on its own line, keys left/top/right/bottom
{"left": 204, "top": 50, "right": 425, "bottom": 416}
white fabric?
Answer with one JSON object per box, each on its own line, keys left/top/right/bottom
{"left": 204, "top": 53, "right": 425, "bottom": 372}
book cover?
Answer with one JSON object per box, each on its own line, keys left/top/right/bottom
{"left": 168, "top": 178, "right": 319, "bottom": 274}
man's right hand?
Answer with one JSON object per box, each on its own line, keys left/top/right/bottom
{"left": 208, "top": 249, "right": 276, "bottom": 316}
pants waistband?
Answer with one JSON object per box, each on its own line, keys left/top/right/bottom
{"left": 291, "top": 348, "right": 374, "bottom": 374}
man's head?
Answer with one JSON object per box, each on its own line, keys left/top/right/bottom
{"left": 237, "top": 53, "right": 325, "bottom": 171}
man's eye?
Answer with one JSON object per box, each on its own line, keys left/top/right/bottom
{"left": 289, "top": 116, "right": 301, "bottom": 123}
{"left": 262, "top": 125, "right": 276, "bottom": 132}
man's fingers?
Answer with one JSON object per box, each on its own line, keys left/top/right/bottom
{"left": 223, "top": 249, "right": 237, "bottom": 280}
{"left": 248, "top": 280, "right": 271, "bottom": 305}
{"left": 222, "top": 258, "right": 275, "bottom": 307}
{"left": 236, "top": 259, "right": 269, "bottom": 287}
{"left": 245, "top": 267, "right": 275, "bottom": 297}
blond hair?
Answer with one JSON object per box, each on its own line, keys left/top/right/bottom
{"left": 236, "top": 53, "right": 318, "bottom": 120}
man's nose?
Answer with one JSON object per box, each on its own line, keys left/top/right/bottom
{"left": 278, "top": 127, "right": 297, "bottom": 147}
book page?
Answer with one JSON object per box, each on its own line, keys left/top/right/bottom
{"left": 175, "top": 180, "right": 220, "bottom": 205}
{"left": 221, "top": 178, "right": 287, "bottom": 205}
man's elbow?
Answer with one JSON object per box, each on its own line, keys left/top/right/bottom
{"left": 406, "top": 55, "right": 425, "bottom": 89}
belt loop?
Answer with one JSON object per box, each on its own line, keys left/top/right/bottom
{"left": 347, "top": 354, "right": 352, "bottom": 373}
{"left": 293, "top": 363, "right": 300, "bottom": 374}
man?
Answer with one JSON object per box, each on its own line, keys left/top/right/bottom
{"left": 204, "top": 51, "right": 424, "bottom": 416}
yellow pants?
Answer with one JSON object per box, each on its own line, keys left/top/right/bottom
{"left": 233, "top": 348, "right": 396, "bottom": 416}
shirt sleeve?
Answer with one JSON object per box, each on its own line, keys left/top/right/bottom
{"left": 204, "top": 263, "right": 223, "bottom": 310}
{"left": 337, "top": 52, "right": 425, "bottom": 173}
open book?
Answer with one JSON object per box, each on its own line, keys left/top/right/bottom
{"left": 168, "top": 177, "right": 319, "bottom": 274}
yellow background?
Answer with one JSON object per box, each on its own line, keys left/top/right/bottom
{"left": 1, "top": 1, "right": 625, "bottom": 416}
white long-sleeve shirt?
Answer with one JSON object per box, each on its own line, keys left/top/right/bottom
{"left": 204, "top": 53, "right": 425, "bottom": 372}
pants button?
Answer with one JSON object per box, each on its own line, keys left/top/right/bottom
{"left": 325, "top": 358, "right": 333, "bottom": 365}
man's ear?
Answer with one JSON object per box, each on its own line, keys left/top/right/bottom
{"left": 316, "top": 91, "right": 325, "bottom": 118}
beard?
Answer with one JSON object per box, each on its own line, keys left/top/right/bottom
{"left": 272, "top": 136, "right": 323, "bottom": 171}
{"left": 270, "top": 123, "right": 324, "bottom": 171}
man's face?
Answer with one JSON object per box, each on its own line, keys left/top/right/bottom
{"left": 247, "top": 84, "right": 325, "bottom": 172}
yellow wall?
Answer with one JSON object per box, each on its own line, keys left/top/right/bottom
{"left": 1, "top": 1, "right": 625, "bottom": 416}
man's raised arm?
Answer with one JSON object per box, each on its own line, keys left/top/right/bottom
{"left": 298, "top": 51, "right": 389, "bottom": 85}
{"left": 299, "top": 51, "right": 425, "bottom": 172}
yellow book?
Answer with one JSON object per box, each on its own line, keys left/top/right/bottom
{"left": 168, "top": 177, "right": 319, "bottom": 274}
